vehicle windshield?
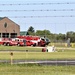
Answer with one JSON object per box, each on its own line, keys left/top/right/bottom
{"left": 45, "top": 38, "right": 50, "bottom": 42}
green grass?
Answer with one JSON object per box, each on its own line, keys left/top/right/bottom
{"left": 0, "top": 51, "right": 75, "bottom": 60}
{"left": 0, "top": 45, "right": 42, "bottom": 51}
{"left": 0, "top": 46, "right": 75, "bottom": 60}
{"left": 0, "top": 46, "right": 75, "bottom": 75}
{"left": 0, "top": 64, "right": 75, "bottom": 75}
{"left": 0, "top": 45, "right": 75, "bottom": 52}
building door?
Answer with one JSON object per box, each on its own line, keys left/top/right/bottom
{"left": 10, "top": 33, "right": 17, "bottom": 38}
{"left": 2, "top": 33, "right": 9, "bottom": 38}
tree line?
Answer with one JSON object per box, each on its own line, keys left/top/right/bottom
{"left": 27, "top": 26, "right": 75, "bottom": 43}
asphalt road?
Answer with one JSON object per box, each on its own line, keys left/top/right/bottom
{"left": 0, "top": 60, "right": 75, "bottom": 65}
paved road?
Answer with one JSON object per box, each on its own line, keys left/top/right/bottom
{"left": 16, "top": 60, "right": 75, "bottom": 65}
{"left": 0, "top": 60, "right": 75, "bottom": 65}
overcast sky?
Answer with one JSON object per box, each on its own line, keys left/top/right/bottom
{"left": 0, "top": 0, "right": 75, "bottom": 34}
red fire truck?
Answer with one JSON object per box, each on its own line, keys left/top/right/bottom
{"left": 15, "top": 38, "right": 35, "bottom": 46}
{"left": 0, "top": 38, "right": 17, "bottom": 46}
{"left": 0, "top": 36, "right": 50, "bottom": 47}
{"left": 0, "top": 38, "right": 34, "bottom": 46}
{"left": 17, "top": 35, "right": 50, "bottom": 47}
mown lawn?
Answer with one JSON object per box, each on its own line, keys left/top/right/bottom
{"left": 0, "top": 64, "right": 75, "bottom": 75}
{"left": 0, "top": 45, "right": 42, "bottom": 51}
{"left": 0, "top": 52, "right": 75, "bottom": 60}
{"left": 0, "top": 46, "right": 75, "bottom": 60}
{"left": 0, "top": 46, "right": 75, "bottom": 75}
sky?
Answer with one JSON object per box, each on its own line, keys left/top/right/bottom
{"left": 0, "top": 0, "right": 75, "bottom": 34}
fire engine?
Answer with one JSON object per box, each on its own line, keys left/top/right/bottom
{"left": 17, "top": 35, "right": 50, "bottom": 47}
{"left": 0, "top": 37, "right": 37, "bottom": 46}
{"left": 15, "top": 38, "right": 35, "bottom": 46}
{"left": 0, "top": 38, "right": 18, "bottom": 46}
{"left": 0, "top": 36, "right": 50, "bottom": 47}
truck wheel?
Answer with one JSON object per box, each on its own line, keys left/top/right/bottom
{"left": 7, "top": 43, "right": 10, "bottom": 46}
{"left": 17, "top": 43, "right": 20, "bottom": 46}
{"left": 3, "top": 43, "right": 6, "bottom": 46}
{"left": 33, "top": 43, "right": 36, "bottom": 47}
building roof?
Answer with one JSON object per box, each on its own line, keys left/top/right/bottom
{"left": 0, "top": 17, "right": 5, "bottom": 20}
{"left": 0, "top": 17, "right": 20, "bottom": 27}
{"left": 20, "top": 31, "right": 28, "bottom": 35}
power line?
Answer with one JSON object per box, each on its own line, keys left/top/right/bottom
{"left": 0, "top": 2, "right": 75, "bottom": 6}
{"left": 8, "top": 15, "right": 75, "bottom": 18}
{"left": 0, "top": 9, "right": 75, "bottom": 12}
{"left": 0, "top": 21, "right": 75, "bottom": 24}
{"left": 0, "top": 22, "right": 75, "bottom": 24}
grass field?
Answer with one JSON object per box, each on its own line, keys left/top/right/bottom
{"left": 0, "top": 46, "right": 75, "bottom": 75}
{"left": 0, "top": 52, "right": 75, "bottom": 60}
{"left": 0, "top": 64, "right": 75, "bottom": 75}
{"left": 0, "top": 45, "right": 75, "bottom": 60}
{"left": 0, "top": 45, "right": 42, "bottom": 51}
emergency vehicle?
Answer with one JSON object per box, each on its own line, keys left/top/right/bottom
{"left": 0, "top": 38, "right": 17, "bottom": 46}
{"left": 0, "top": 38, "right": 34, "bottom": 46}
{"left": 0, "top": 36, "right": 50, "bottom": 47}
{"left": 17, "top": 35, "right": 50, "bottom": 47}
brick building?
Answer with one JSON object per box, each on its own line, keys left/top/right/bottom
{"left": 0, "top": 17, "right": 20, "bottom": 38}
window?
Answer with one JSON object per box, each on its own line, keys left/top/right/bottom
{"left": 4, "top": 22, "right": 7, "bottom": 28}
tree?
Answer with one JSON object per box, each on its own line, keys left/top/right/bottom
{"left": 27, "top": 26, "right": 35, "bottom": 35}
{"left": 27, "top": 26, "right": 35, "bottom": 33}
{"left": 56, "top": 33, "right": 65, "bottom": 42}
{"left": 66, "top": 31, "right": 75, "bottom": 42}
{"left": 36, "top": 30, "right": 51, "bottom": 36}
